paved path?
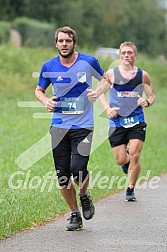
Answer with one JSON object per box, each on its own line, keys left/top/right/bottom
{"left": 1, "top": 174, "right": 167, "bottom": 252}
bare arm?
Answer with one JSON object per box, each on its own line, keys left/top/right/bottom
{"left": 99, "top": 93, "right": 119, "bottom": 118}
{"left": 99, "top": 69, "right": 119, "bottom": 118}
{"left": 87, "top": 73, "right": 111, "bottom": 102}
{"left": 35, "top": 85, "right": 57, "bottom": 112}
{"left": 137, "top": 71, "right": 155, "bottom": 108}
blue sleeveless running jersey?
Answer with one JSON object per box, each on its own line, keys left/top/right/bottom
{"left": 109, "top": 66, "right": 145, "bottom": 128}
{"left": 38, "top": 53, "right": 104, "bottom": 129}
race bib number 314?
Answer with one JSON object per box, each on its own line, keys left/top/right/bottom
{"left": 119, "top": 115, "right": 139, "bottom": 128}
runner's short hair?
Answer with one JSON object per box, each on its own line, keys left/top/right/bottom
{"left": 55, "top": 26, "right": 77, "bottom": 43}
{"left": 119, "top": 41, "right": 137, "bottom": 56}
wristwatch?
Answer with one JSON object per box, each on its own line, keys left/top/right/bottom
{"left": 146, "top": 99, "right": 150, "bottom": 107}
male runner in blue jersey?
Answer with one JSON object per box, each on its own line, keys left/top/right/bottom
{"left": 98, "top": 42, "right": 155, "bottom": 201}
{"left": 35, "top": 26, "right": 108, "bottom": 230}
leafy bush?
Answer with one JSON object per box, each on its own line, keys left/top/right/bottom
{"left": 13, "top": 17, "right": 56, "bottom": 47}
{"left": 0, "top": 21, "right": 11, "bottom": 43}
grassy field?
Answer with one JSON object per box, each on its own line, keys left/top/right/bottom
{"left": 0, "top": 45, "right": 167, "bottom": 239}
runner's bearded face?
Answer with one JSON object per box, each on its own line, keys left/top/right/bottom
{"left": 56, "top": 32, "right": 75, "bottom": 58}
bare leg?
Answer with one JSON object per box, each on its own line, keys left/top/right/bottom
{"left": 128, "top": 139, "right": 143, "bottom": 187}
{"left": 112, "top": 144, "right": 129, "bottom": 165}
{"left": 74, "top": 175, "right": 89, "bottom": 194}
{"left": 112, "top": 140, "right": 143, "bottom": 187}
{"left": 60, "top": 183, "right": 78, "bottom": 212}
{"left": 60, "top": 175, "right": 90, "bottom": 212}
{"left": 61, "top": 182, "right": 84, "bottom": 231}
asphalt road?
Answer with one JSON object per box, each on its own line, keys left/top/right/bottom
{"left": 0, "top": 174, "right": 167, "bottom": 252}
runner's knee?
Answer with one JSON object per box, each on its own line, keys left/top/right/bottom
{"left": 56, "top": 169, "right": 71, "bottom": 187}
{"left": 70, "top": 155, "right": 89, "bottom": 182}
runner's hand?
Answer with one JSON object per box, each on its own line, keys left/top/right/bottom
{"left": 137, "top": 95, "right": 148, "bottom": 108}
{"left": 87, "top": 89, "right": 98, "bottom": 102}
{"left": 106, "top": 107, "right": 120, "bottom": 118}
{"left": 45, "top": 96, "right": 57, "bottom": 112}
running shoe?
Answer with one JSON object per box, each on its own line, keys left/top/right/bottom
{"left": 121, "top": 162, "right": 129, "bottom": 174}
{"left": 80, "top": 192, "right": 95, "bottom": 220}
{"left": 66, "top": 212, "right": 83, "bottom": 231}
{"left": 125, "top": 187, "right": 137, "bottom": 202}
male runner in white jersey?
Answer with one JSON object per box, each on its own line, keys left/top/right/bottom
{"left": 35, "top": 26, "right": 109, "bottom": 230}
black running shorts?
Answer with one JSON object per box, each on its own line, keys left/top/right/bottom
{"left": 108, "top": 122, "right": 147, "bottom": 148}
{"left": 50, "top": 127, "right": 93, "bottom": 186}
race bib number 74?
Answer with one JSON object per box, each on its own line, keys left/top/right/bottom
{"left": 60, "top": 97, "right": 84, "bottom": 114}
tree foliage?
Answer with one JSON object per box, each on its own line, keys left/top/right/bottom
{"left": 0, "top": 0, "right": 166, "bottom": 56}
